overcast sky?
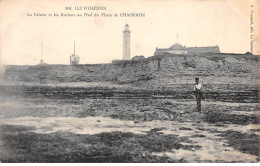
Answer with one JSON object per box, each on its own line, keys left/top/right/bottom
{"left": 0, "top": 0, "right": 259, "bottom": 65}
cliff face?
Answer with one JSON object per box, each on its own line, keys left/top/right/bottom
{"left": 156, "top": 55, "right": 258, "bottom": 84}
{"left": 2, "top": 53, "right": 259, "bottom": 90}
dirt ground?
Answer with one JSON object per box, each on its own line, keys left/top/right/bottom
{"left": 0, "top": 84, "right": 259, "bottom": 162}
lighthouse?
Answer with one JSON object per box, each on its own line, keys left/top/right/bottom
{"left": 123, "top": 24, "right": 130, "bottom": 60}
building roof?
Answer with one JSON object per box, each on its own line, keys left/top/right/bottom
{"left": 169, "top": 43, "right": 186, "bottom": 50}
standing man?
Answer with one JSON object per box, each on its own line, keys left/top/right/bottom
{"left": 194, "top": 77, "right": 203, "bottom": 112}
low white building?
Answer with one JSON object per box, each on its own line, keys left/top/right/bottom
{"left": 154, "top": 43, "right": 220, "bottom": 56}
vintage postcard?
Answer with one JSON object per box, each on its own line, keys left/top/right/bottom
{"left": 0, "top": 0, "right": 259, "bottom": 163}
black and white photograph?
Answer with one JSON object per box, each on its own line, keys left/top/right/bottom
{"left": 0, "top": 0, "right": 259, "bottom": 163}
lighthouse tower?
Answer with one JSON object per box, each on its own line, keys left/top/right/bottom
{"left": 123, "top": 24, "right": 131, "bottom": 60}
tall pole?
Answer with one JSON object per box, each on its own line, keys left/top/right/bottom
{"left": 74, "top": 40, "right": 75, "bottom": 56}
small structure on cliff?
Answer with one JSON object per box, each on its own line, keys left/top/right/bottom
{"left": 132, "top": 55, "right": 145, "bottom": 61}
{"left": 112, "top": 59, "right": 129, "bottom": 64}
{"left": 70, "top": 40, "right": 80, "bottom": 65}
{"left": 154, "top": 43, "right": 220, "bottom": 56}
{"left": 123, "top": 24, "right": 131, "bottom": 60}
